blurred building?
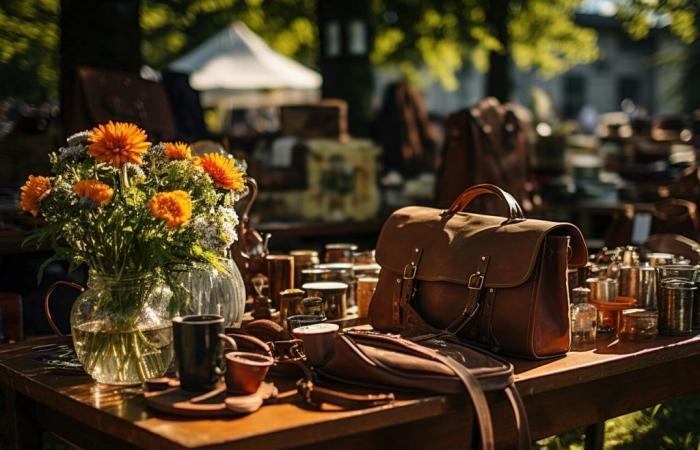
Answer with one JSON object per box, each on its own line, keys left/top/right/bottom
{"left": 377, "top": 13, "right": 686, "bottom": 117}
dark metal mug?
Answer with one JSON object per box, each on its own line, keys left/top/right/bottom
{"left": 172, "top": 315, "right": 237, "bottom": 392}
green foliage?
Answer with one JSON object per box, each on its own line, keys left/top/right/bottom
{"left": 0, "top": 0, "right": 59, "bottom": 102}
{"left": 536, "top": 392, "right": 700, "bottom": 449}
{"left": 141, "top": 0, "right": 317, "bottom": 69}
{"left": 616, "top": 0, "right": 698, "bottom": 44}
{"left": 0, "top": 0, "right": 697, "bottom": 102}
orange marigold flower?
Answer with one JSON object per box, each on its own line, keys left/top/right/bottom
{"left": 148, "top": 191, "right": 192, "bottom": 229}
{"left": 20, "top": 175, "right": 51, "bottom": 216}
{"left": 87, "top": 121, "right": 151, "bottom": 167}
{"left": 73, "top": 180, "right": 114, "bottom": 205}
{"left": 164, "top": 142, "right": 192, "bottom": 160}
{"left": 198, "top": 153, "right": 245, "bottom": 191}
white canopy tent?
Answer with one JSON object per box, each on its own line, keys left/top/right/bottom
{"left": 168, "top": 22, "right": 322, "bottom": 110}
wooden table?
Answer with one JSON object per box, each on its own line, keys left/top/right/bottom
{"left": 2, "top": 334, "right": 700, "bottom": 450}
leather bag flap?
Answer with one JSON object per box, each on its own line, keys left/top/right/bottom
{"left": 376, "top": 206, "right": 587, "bottom": 288}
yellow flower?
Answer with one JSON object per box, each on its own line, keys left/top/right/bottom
{"left": 20, "top": 175, "right": 51, "bottom": 216}
{"left": 149, "top": 191, "right": 192, "bottom": 229}
{"left": 164, "top": 142, "right": 192, "bottom": 160}
{"left": 73, "top": 180, "right": 114, "bottom": 205}
{"left": 87, "top": 121, "right": 151, "bottom": 167}
{"left": 198, "top": 153, "right": 245, "bottom": 191}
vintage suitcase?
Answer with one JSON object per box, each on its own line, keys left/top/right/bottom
{"left": 369, "top": 184, "right": 588, "bottom": 359}
{"left": 280, "top": 99, "right": 348, "bottom": 140}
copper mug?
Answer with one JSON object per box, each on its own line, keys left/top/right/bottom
{"left": 266, "top": 255, "right": 294, "bottom": 309}
{"left": 224, "top": 351, "right": 274, "bottom": 394}
{"left": 290, "top": 250, "right": 320, "bottom": 288}
{"left": 324, "top": 243, "right": 358, "bottom": 263}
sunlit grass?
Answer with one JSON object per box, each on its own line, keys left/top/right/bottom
{"left": 537, "top": 392, "right": 700, "bottom": 449}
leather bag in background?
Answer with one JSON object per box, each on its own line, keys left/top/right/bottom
{"left": 369, "top": 184, "right": 588, "bottom": 359}
{"left": 64, "top": 66, "right": 177, "bottom": 141}
{"left": 435, "top": 97, "right": 531, "bottom": 215}
{"left": 604, "top": 198, "right": 699, "bottom": 248}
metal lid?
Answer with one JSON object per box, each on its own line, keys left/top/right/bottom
{"left": 660, "top": 279, "right": 697, "bottom": 289}
{"left": 622, "top": 308, "right": 658, "bottom": 319}
{"left": 290, "top": 250, "right": 319, "bottom": 258}
{"left": 325, "top": 243, "right": 359, "bottom": 250}
{"left": 316, "top": 263, "right": 354, "bottom": 273}
{"left": 571, "top": 287, "right": 591, "bottom": 304}
{"left": 302, "top": 281, "right": 348, "bottom": 292}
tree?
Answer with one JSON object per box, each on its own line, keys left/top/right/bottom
{"left": 0, "top": 0, "right": 59, "bottom": 102}
{"left": 0, "top": 0, "right": 697, "bottom": 108}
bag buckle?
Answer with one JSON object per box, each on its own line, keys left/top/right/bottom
{"left": 403, "top": 263, "right": 417, "bottom": 280}
{"left": 467, "top": 273, "right": 484, "bottom": 290}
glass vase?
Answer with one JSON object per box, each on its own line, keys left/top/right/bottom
{"left": 70, "top": 272, "right": 174, "bottom": 385}
{"left": 176, "top": 257, "right": 246, "bottom": 328}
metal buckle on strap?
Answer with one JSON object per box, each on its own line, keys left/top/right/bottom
{"left": 403, "top": 263, "right": 417, "bottom": 280}
{"left": 467, "top": 273, "right": 484, "bottom": 290}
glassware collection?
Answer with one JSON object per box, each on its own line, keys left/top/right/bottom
{"left": 570, "top": 244, "right": 700, "bottom": 347}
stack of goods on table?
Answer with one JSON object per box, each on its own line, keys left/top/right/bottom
{"left": 569, "top": 244, "right": 700, "bottom": 349}
{"left": 246, "top": 243, "right": 380, "bottom": 329}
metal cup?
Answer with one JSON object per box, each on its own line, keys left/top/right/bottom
{"left": 637, "top": 266, "right": 658, "bottom": 310}
{"left": 656, "top": 265, "right": 697, "bottom": 283}
{"left": 316, "top": 263, "right": 356, "bottom": 307}
{"left": 586, "top": 277, "right": 618, "bottom": 302}
{"left": 290, "top": 250, "right": 320, "bottom": 288}
{"left": 266, "top": 255, "right": 294, "bottom": 309}
{"left": 659, "top": 279, "right": 696, "bottom": 336}
{"left": 618, "top": 266, "right": 639, "bottom": 299}
{"left": 647, "top": 252, "right": 675, "bottom": 267}
{"left": 302, "top": 281, "right": 348, "bottom": 320}
{"left": 324, "top": 243, "right": 358, "bottom": 263}
{"left": 279, "top": 288, "right": 306, "bottom": 329}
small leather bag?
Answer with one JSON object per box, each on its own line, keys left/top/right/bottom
{"left": 369, "top": 184, "right": 588, "bottom": 359}
{"left": 316, "top": 330, "right": 530, "bottom": 450}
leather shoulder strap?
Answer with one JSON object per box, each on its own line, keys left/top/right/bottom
{"left": 435, "top": 353, "right": 495, "bottom": 450}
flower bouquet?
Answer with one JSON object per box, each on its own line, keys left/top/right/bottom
{"left": 22, "top": 121, "right": 247, "bottom": 384}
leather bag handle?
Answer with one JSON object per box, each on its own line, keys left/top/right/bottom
{"left": 446, "top": 184, "right": 524, "bottom": 223}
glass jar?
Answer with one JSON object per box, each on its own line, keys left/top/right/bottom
{"left": 70, "top": 272, "right": 173, "bottom": 385}
{"left": 620, "top": 309, "right": 658, "bottom": 341}
{"left": 570, "top": 287, "right": 597, "bottom": 351}
{"left": 175, "top": 258, "right": 246, "bottom": 328}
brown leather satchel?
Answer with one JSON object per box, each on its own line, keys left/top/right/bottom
{"left": 369, "top": 184, "right": 588, "bottom": 359}
{"left": 435, "top": 97, "right": 531, "bottom": 214}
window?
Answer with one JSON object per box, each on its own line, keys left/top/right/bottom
{"left": 563, "top": 75, "right": 586, "bottom": 119}
{"left": 618, "top": 76, "right": 641, "bottom": 106}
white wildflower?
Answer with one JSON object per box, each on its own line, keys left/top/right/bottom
{"left": 66, "top": 130, "right": 91, "bottom": 146}
{"left": 124, "top": 163, "right": 145, "bottom": 178}
{"left": 58, "top": 145, "right": 84, "bottom": 160}
{"left": 193, "top": 207, "right": 240, "bottom": 254}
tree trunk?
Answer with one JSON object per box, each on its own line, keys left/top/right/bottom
{"left": 316, "top": 0, "right": 374, "bottom": 136}
{"left": 484, "top": 0, "right": 512, "bottom": 102}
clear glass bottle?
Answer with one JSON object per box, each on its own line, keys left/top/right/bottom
{"left": 570, "top": 287, "right": 597, "bottom": 351}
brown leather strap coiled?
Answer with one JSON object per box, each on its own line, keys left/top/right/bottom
{"left": 446, "top": 184, "right": 525, "bottom": 223}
